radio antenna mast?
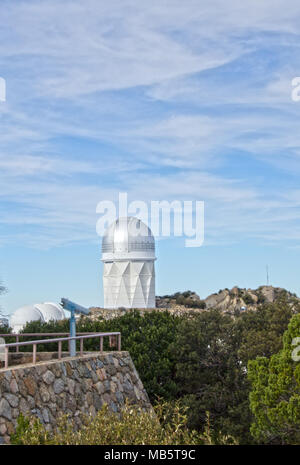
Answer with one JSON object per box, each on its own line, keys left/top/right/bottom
{"left": 266, "top": 265, "right": 269, "bottom": 286}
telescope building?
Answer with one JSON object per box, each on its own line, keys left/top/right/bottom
{"left": 102, "top": 217, "right": 156, "bottom": 309}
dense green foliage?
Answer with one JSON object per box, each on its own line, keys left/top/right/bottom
{"left": 160, "top": 291, "right": 206, "bottom": 308}
{"left": 11, "top": 401, "right": 234, "bottom": 445}
{"left": 16, "top": 296, "right": 300, "bottom": 444}
{"left": 248, "top": 313, "right": 300, "bottom": 444}
{"left": 171, "top": 309, "right": 253, "bottom": 444}
{"left": 236, "top": 298, "right": 300, "bottom": 364}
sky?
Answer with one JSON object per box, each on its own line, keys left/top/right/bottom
{"left": 1, "top": 0, "right": 300, "bottom": 314}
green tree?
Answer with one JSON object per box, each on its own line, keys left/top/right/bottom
{"left": 248, "top": 313, "right": 300, "bottom": 444}
{"left": 236, "top": 297, "right": 300, "bottom": 365}
{"left": 171, "top": 309, "right": 252, "bottom": 443}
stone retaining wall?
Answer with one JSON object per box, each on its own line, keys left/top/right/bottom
{"left": 0, "top": 351, "right": 151, "bottom": 444}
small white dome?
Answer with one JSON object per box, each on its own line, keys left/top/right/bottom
{"left": 35, "top": 302, "right": 65, "bottom": 323}
{"left": 10, "top": 305, "right": 45, "bottom": 333}
{"left": 10, "top": 302, "right": 66, "bottom": 333}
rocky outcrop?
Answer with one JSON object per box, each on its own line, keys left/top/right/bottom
{"left": 0, "top": 351, "right": 151, "bottom": 444}
{"left": 87, "top": 286, "right": 299, "bottom": 321}
{"left": 202, "top": 285, "right": 299, "bottom": 312}
{"left": 155, "top": 286, "right": 299, "bottom": 314}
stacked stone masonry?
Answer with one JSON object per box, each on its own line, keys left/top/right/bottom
{"left": 0, "top": 351, "right": 151, "bottom": 444}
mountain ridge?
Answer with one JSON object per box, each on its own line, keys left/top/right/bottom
{"left": 156, "top": 285, "right": 299, "bottom": 313}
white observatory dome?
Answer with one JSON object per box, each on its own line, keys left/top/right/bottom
{"left": 10, "top": 305, "right": 45, "bottom": 333}
{"left": 10, "top": 302, "right": 66, "bottom": 333}
{"left": 102, "top": 216, "right": 155, "bottom": 261}
{"left": 35, "top": 302, "right": 65, "bottom": 323}
{"left": 102, "top": 217, "right": 156, "bottom": 309}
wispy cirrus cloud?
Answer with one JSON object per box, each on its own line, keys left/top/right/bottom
{"left": 1, "top": 0, "right": 300, "bottom": 249}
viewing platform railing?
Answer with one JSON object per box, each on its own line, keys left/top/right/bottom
{"left": 0, "top": 332, "right": 96, "bottom": 352}
{"left": 0, "top": 332, "right": 121, "bottom": 369}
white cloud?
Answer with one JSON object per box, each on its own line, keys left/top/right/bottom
{"left": 1, "top": 0, "right": 300, "bottom": 248}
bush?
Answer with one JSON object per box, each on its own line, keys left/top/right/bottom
{"left": 10, "top": 401, "right": 229, "bottom": 445}
{"left": 11, "top": 402, "right": 234, "bottom": 445}
{"left": 174, "top": 294, "right": 205, "bottom": 309}
{"left": 243, "top": 294, "right": 255, "bottom": 305}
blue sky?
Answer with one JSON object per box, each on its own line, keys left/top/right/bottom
{"left": 1, "top": 0, "right": 300, "bottom": 314}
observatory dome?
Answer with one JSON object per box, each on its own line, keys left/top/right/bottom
{"left": 35, "top": 302, "right": 65, "bottom": 323}
{"left": 102, "top": 216, "right": 155, "bottom": 261}
{"left": 10, "top": 305, "right": 45, "bottom": 334}
{"left": 10, "top": 302, "right": 65, "bottom": 333}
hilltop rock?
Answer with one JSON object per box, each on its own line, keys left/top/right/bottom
{"left": 87, "top": 286, "right": 299, "bottom": 321}
{"left": 156, "top": 285, "right": 299, "bottom": 314}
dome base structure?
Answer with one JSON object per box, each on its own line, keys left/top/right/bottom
{"left": 102, "top": 217, "right": 156, "bottom": 309}
{"left": 103, "top": 260, "right": 155, "bottom": 309}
